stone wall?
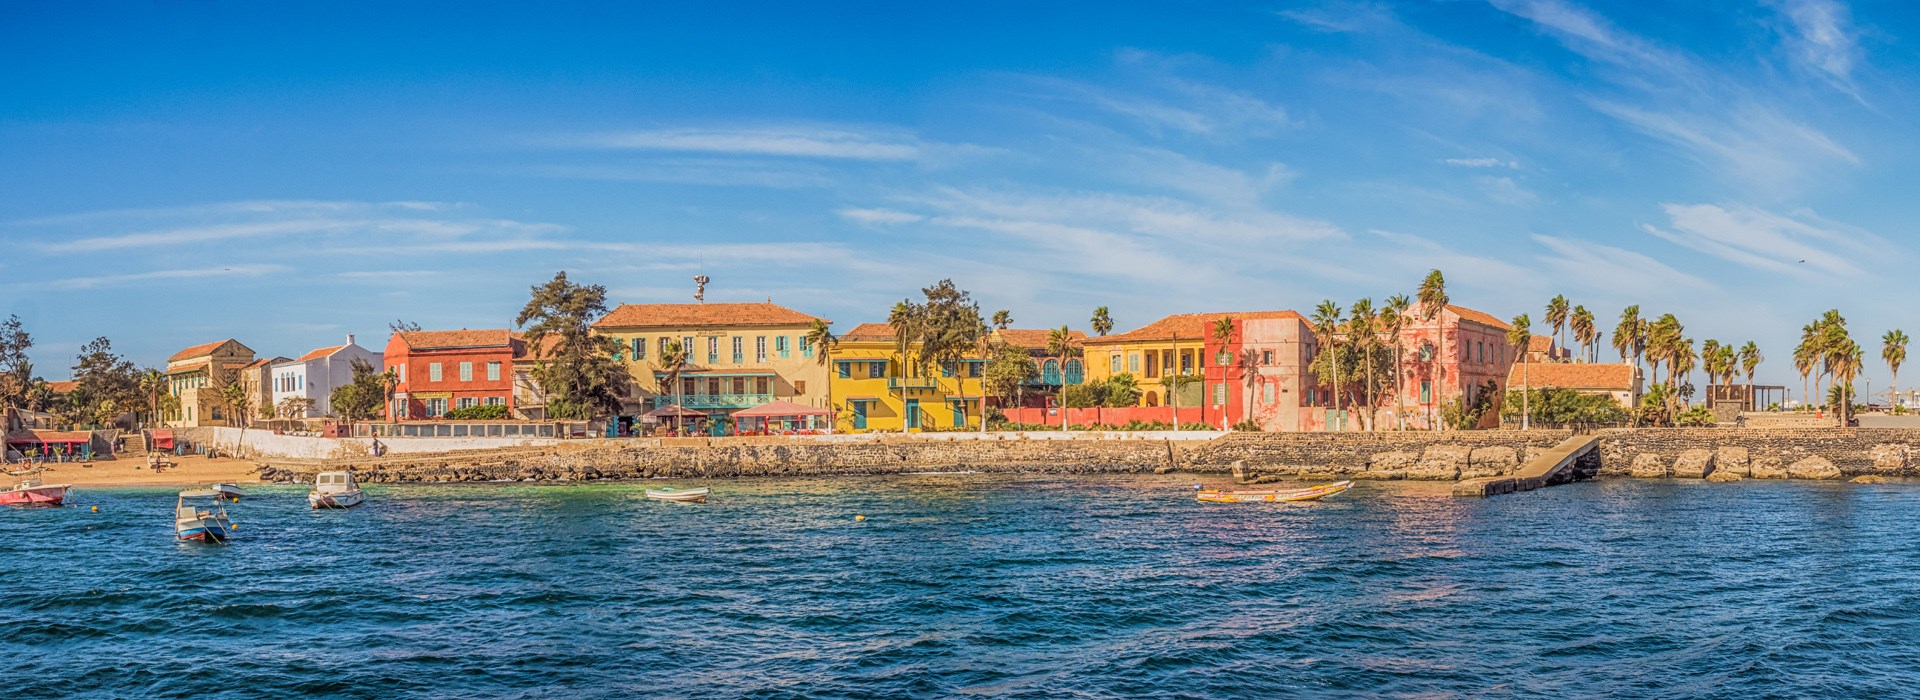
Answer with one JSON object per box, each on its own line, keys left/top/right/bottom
{"left": 1595, "top": 428, "right": 1918, "bottom": 480}
{"left": 253, "top": 429, "right": 1576, "bottom": 484}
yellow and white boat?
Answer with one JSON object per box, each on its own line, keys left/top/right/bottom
{"left": 1197, "top": 480, "right": 1353, "bottom": 504}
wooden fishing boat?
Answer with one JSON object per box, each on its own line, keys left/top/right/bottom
{"left": 308, "top": 471, "right": 364, "bottom": 510}
{"left": 175, "top": 489, "right": 235, "bottom": 542}
{"left": 1197, "top": 480, "right": 1354, "bottom": 504}
{"left": 0, "top": 470, "right": 70, "bottom": 506}
{"left": 210, "top": 483, "right": 244, "bottom": 502}
{"left": 645, "top": 487, "right": 710, "bottom": 503}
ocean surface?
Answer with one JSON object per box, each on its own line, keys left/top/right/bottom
{"left": 5, "top": 475, "right": 1919, "bottom": 699}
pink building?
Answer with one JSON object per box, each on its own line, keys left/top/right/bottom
{"left": 1203, "top": 314, "right": 1327, "bottom": 431}
{"left": 1389, "top": 303, "right": 1515, "bottom": 430}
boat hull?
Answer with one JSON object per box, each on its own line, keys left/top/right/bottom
{"left": 211, "top": 484, "right": 244, "bottom": 501}
{"left": 308, "top": 490, "right": 364, "bottom": 509}
{"left": 0, "top": 485, "right": 70, "bottom": 506}
{"left": 1198, "top": 480, "right": 1354, "bottom": 504}
{"left": 645, "top": 488, "right": 710, "bottom": 503}
{"left": 176, "top": 519, "right": 232, "bottom": 542}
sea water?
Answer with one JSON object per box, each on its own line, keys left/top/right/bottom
{"left": 4, "top": 476, "right": 1918, "bottom": 698}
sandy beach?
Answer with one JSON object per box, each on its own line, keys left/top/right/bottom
{"left": 20, "top": 455, "right": 264, "bottom": 487}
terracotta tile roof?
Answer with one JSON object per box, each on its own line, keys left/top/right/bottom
{"left": 512, "top": 333, "right": 562, "bottom": 360}
{"left": 840, "top": 323, "right": 895, "bottom": 342}
{"left": 1086, "top": 311, "right": 1304, "bottom": 345}
{"left": 396, "top": 329, "right": 514, "bottom": 351}
{"left": 293, "top": 345, "right": 345, "bottom": 363}
{"left": 594, "top": 302, "right": 822, "bottom": 329}
{"left": 997, "top": 328, "right": 1086, "bottom": 350}
{"left": 168, "top": 340, "right": 233, "bottom": 362}
{"left": 241, "top": 357, "right": 283, "bottom": 370}
{"left": 44, "top": 380, "right": 77, "bottom": 394}
{"left": 1528, "top": 335, "right": 1554, "bottom": 352}
{"left": 1447, "top": 305, "right": 1510, "bottom": 330}
{"left": 1507, "top": 362, "right": 1636, "bottom": 391}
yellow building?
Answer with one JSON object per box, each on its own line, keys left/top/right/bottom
{"left": 1082, "top": 311, "right": 1305, "bottom": 407}
{"left": 592, "top": 302, "right": 830, "bottom": 430}
{"left": 828, "top": 323, "right": 987, "bottom": 431}
{"left": 163, "top": 339, "right": 256, "bottom": 427}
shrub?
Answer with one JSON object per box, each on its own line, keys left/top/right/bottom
{"left": 1675, "top": 405, "right": 1716, "bottom": 427}
{"left": 1232, "top": 419, "right": 1262, "bottom": 432}
{"left": 444, "top": 404, "right": 509, "bottom": 420}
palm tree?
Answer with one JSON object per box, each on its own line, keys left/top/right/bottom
{"left": 1506, "top": 314, "right": 1532, "bottom": 429}
{"left": 1884, "top": 330, "right": 1907, "bottom": 412}
{"left": 1048, "top": 324, "right": 1080, "bottom": 430}
{"left": 1570, "top": 305, "right": 1595, "bottom": 362}
{"left": 1739, "top": 341, "right": 1763, "bottom": 410}
{"left": 887, "top": 301, "right": 919, "bottom": 423}
{"left": 138, "top": 368, "right": 170, "bottom": 427}
{"left": 1701, "top": 339, "right": 1723, "bottom": 392}
{"left": 1794, "top": 325, "right": 1818, "bottom": 411}
{"left": 656, "top": 340, "right": 689, "bottom": 426}
{"left": 1829, "top": 336, "right": 1862, "bottom": 425}
{"left": 1415, "top": 270, "right": 1447, "bottom": 430}
{"left": 1671, "top": 336, "right": 1697, "bottom": 411}
{"left": 1090, "top": 307, "right": 1114, "bottom": 337}
{"left": 1211, "top": 316, "right": 1236, "bottom": 430}
{"left": 1311, "top": 299, "right": 1346, "bottom": 430}
{"left": 1381, "top": 294, "right": 1411, "bottom": 430}
{"left": 1349, "top": 298, "right": 1379, "bottom": 431}
{"left": 991, "top": 309, "right": 1013, "bottom": 331}
{"left": 805, "top": 319, "right": 838, "bottom": 430}
{"left": 1545, "top": 295, "right": 1569, "bottom": 360}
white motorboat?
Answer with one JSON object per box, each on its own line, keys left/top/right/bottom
{"left": 209, "top": 483, "right": 244, "bottom": 502}
{"left": 175, "top": 489, "right": 235, "bottom": 542}
{"left": 644, "top": 487, "right": 710, "bottom": 503}
{"left": 307, "top": 471, "right": 365, "bottom": 510}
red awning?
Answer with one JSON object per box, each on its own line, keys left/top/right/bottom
{"left": 150, "top": 429, "right": 175, "bottom": 449}
{"left": 730, "top": 400, "right": 832, "bottom": 418}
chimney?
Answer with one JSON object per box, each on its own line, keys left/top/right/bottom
{"left": 347, "top": 333, "right": 356, "bottom": 347}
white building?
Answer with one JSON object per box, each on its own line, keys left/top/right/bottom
{"left": 270, "top": 334, "right": 384, "bottom": 418}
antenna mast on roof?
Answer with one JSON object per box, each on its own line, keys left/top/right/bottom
{"left": 693, "top": 274, "right": 709, "bottom": 303}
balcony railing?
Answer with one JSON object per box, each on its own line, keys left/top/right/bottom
{"left": 888, "top": 377, "right": 938, "bottom": 390}
{"left": 657, "top": 393, "right": 774, "bottom": 409}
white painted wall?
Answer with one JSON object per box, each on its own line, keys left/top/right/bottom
{"left": 191, "top": 426, "right": 558, "bottom": 460}
{"left": 270, "top": 336, "right": 383, "bottom": 417}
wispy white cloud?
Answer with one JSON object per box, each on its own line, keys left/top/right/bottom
{"left": 1642, "top": 203, "right": 1884, "bottom": 278}
{"left": 1474, "top": 176, "right": 1539, "bottom": 206}
{"left": 517, "top": 161, "right": 836, "bottom": 189}
{"left": 1591, "top": 101, "right": 1858, "bottom": 191}
{"left": 1532, "top": 234, "right": 1713, "bottom": 293}
{"left": 1032, "top": 52, "right": 1292, "bottom": 138}
{"left": 1487, "top": 0, "right": 1701, "bottom": 86}
{"left": 1278, "top": 2, "right": 1398, "bottom": 33}
{"left": 1444, "top": 157, "right": 1520, "bottom": 169}
{"left": 25, "top": 201, "right": 568, "bottom": 254}
{"left": 42, "top": 264, "right": 289, "bottom": 290}
{"left": 543, "top": 126, "right": 938, "bottom": 160}
{"left": 1768, "top": 0, "right": 1864, "bottom": 99}
{"left": 837, "top": 208, "right": 925, "bottom": 226}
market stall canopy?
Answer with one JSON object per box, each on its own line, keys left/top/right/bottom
{"left": 5, "top": 430, "right": 91, "bottom": 444}
{"left": 150, "top": 429, "right": 175, "bottom": 450}
{"left": 642, "top": 405, "right": 708, "bottom": 418}
{"left": 730, "top": 400, "right": 832, "bottom": 418}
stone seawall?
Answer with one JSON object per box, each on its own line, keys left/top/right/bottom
{"left": 253, "top": 430, "right": 1573, "bottom": 484}
{"left": 1596, "top": 428, "right": 1920, "bottom": 481}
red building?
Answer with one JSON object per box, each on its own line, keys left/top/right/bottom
{"left": 384, "top": 330, "right": 525, "bottom": 419}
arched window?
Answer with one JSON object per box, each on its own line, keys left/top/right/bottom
{"left": 1144, "top": 391, "right": 1160, "bottom": 407}
{"left": 1064, "top": 359, "right": 1084, "bottom": 385}
{"left": 1042, "top": 359, "right": 1061, "bottom": 385}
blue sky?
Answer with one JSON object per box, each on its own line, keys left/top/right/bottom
{"left": 2, "top": 1, "right": 1911, "bottom": 396}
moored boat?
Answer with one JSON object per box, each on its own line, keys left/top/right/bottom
{"left": 1, "top": 470, "right": 71, "bottom": 506}
{"left": 1197, "top": 480, "right": 1354, "bottom": 504}
{"left": 176, "top": 489, "right": 235, "bottom": 542}
{"left": 308, "top": 471, "right": 365, "bottom": 510}
{"left": 210, "top": 483, "right": 244, "bottom": 502}
{"left": 645, "top": 487, "right": 710, "bottom": 503}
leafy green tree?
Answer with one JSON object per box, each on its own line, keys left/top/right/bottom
{"left": 1381, "top": 294, "right": 1410, "bottom": 429}
{"left": 1441, "top": 380, "right": 1498, "bottom": 430}
{"left": 983, "top": 343, "right": 1039, "bottom": 412}
{"left": 0, "top": 314, "right": 33, "bottom": 408}
{"left": 656, "top": 340, "right": 689, "bottom": 409}
{"left": 1501, "top": 387, "right": 1630, "bottom": 427}
{"left": 327, "top": 358, "right": 392, "bottom": 429}
{"left": 1047, "top": 325, "right": 1080, "bottom": 430}
{"left": 70, "top": 337, "right": 140, "bottom": 428}
{"left": 991, "top": 309, "right": 1012, "bottom": 331}
{"left": 515, "top": 272, "right": 632, "bottom": 420}
{"left": 1103, "top": 373, "right": 1142, "bottom": 408}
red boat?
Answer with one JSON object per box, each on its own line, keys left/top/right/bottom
{"left": 1, "top": 470, "right": 71, "bottom": 506}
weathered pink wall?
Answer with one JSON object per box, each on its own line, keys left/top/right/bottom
{"left": 1000, "top": 406, "right": 1207, "bottom": 426}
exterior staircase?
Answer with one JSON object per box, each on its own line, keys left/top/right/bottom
{"left": 122, "top": 431, "right": 149, "bottom": 459}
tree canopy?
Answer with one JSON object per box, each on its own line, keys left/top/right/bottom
{"left": 516, "top": 272, "right": 632, "bottom": 419}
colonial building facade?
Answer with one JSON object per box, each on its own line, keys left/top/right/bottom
{"left": 271, "top": 335, "right": 382, "bottom": 418}
{"left": 163, "top": 339, "right": 255, "bottom": 427}
{"left": 592, "top": 302, "right": 829, "bottom": 429}
{"left": 384, "top": 330, "right": 523, "bottom": 419}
